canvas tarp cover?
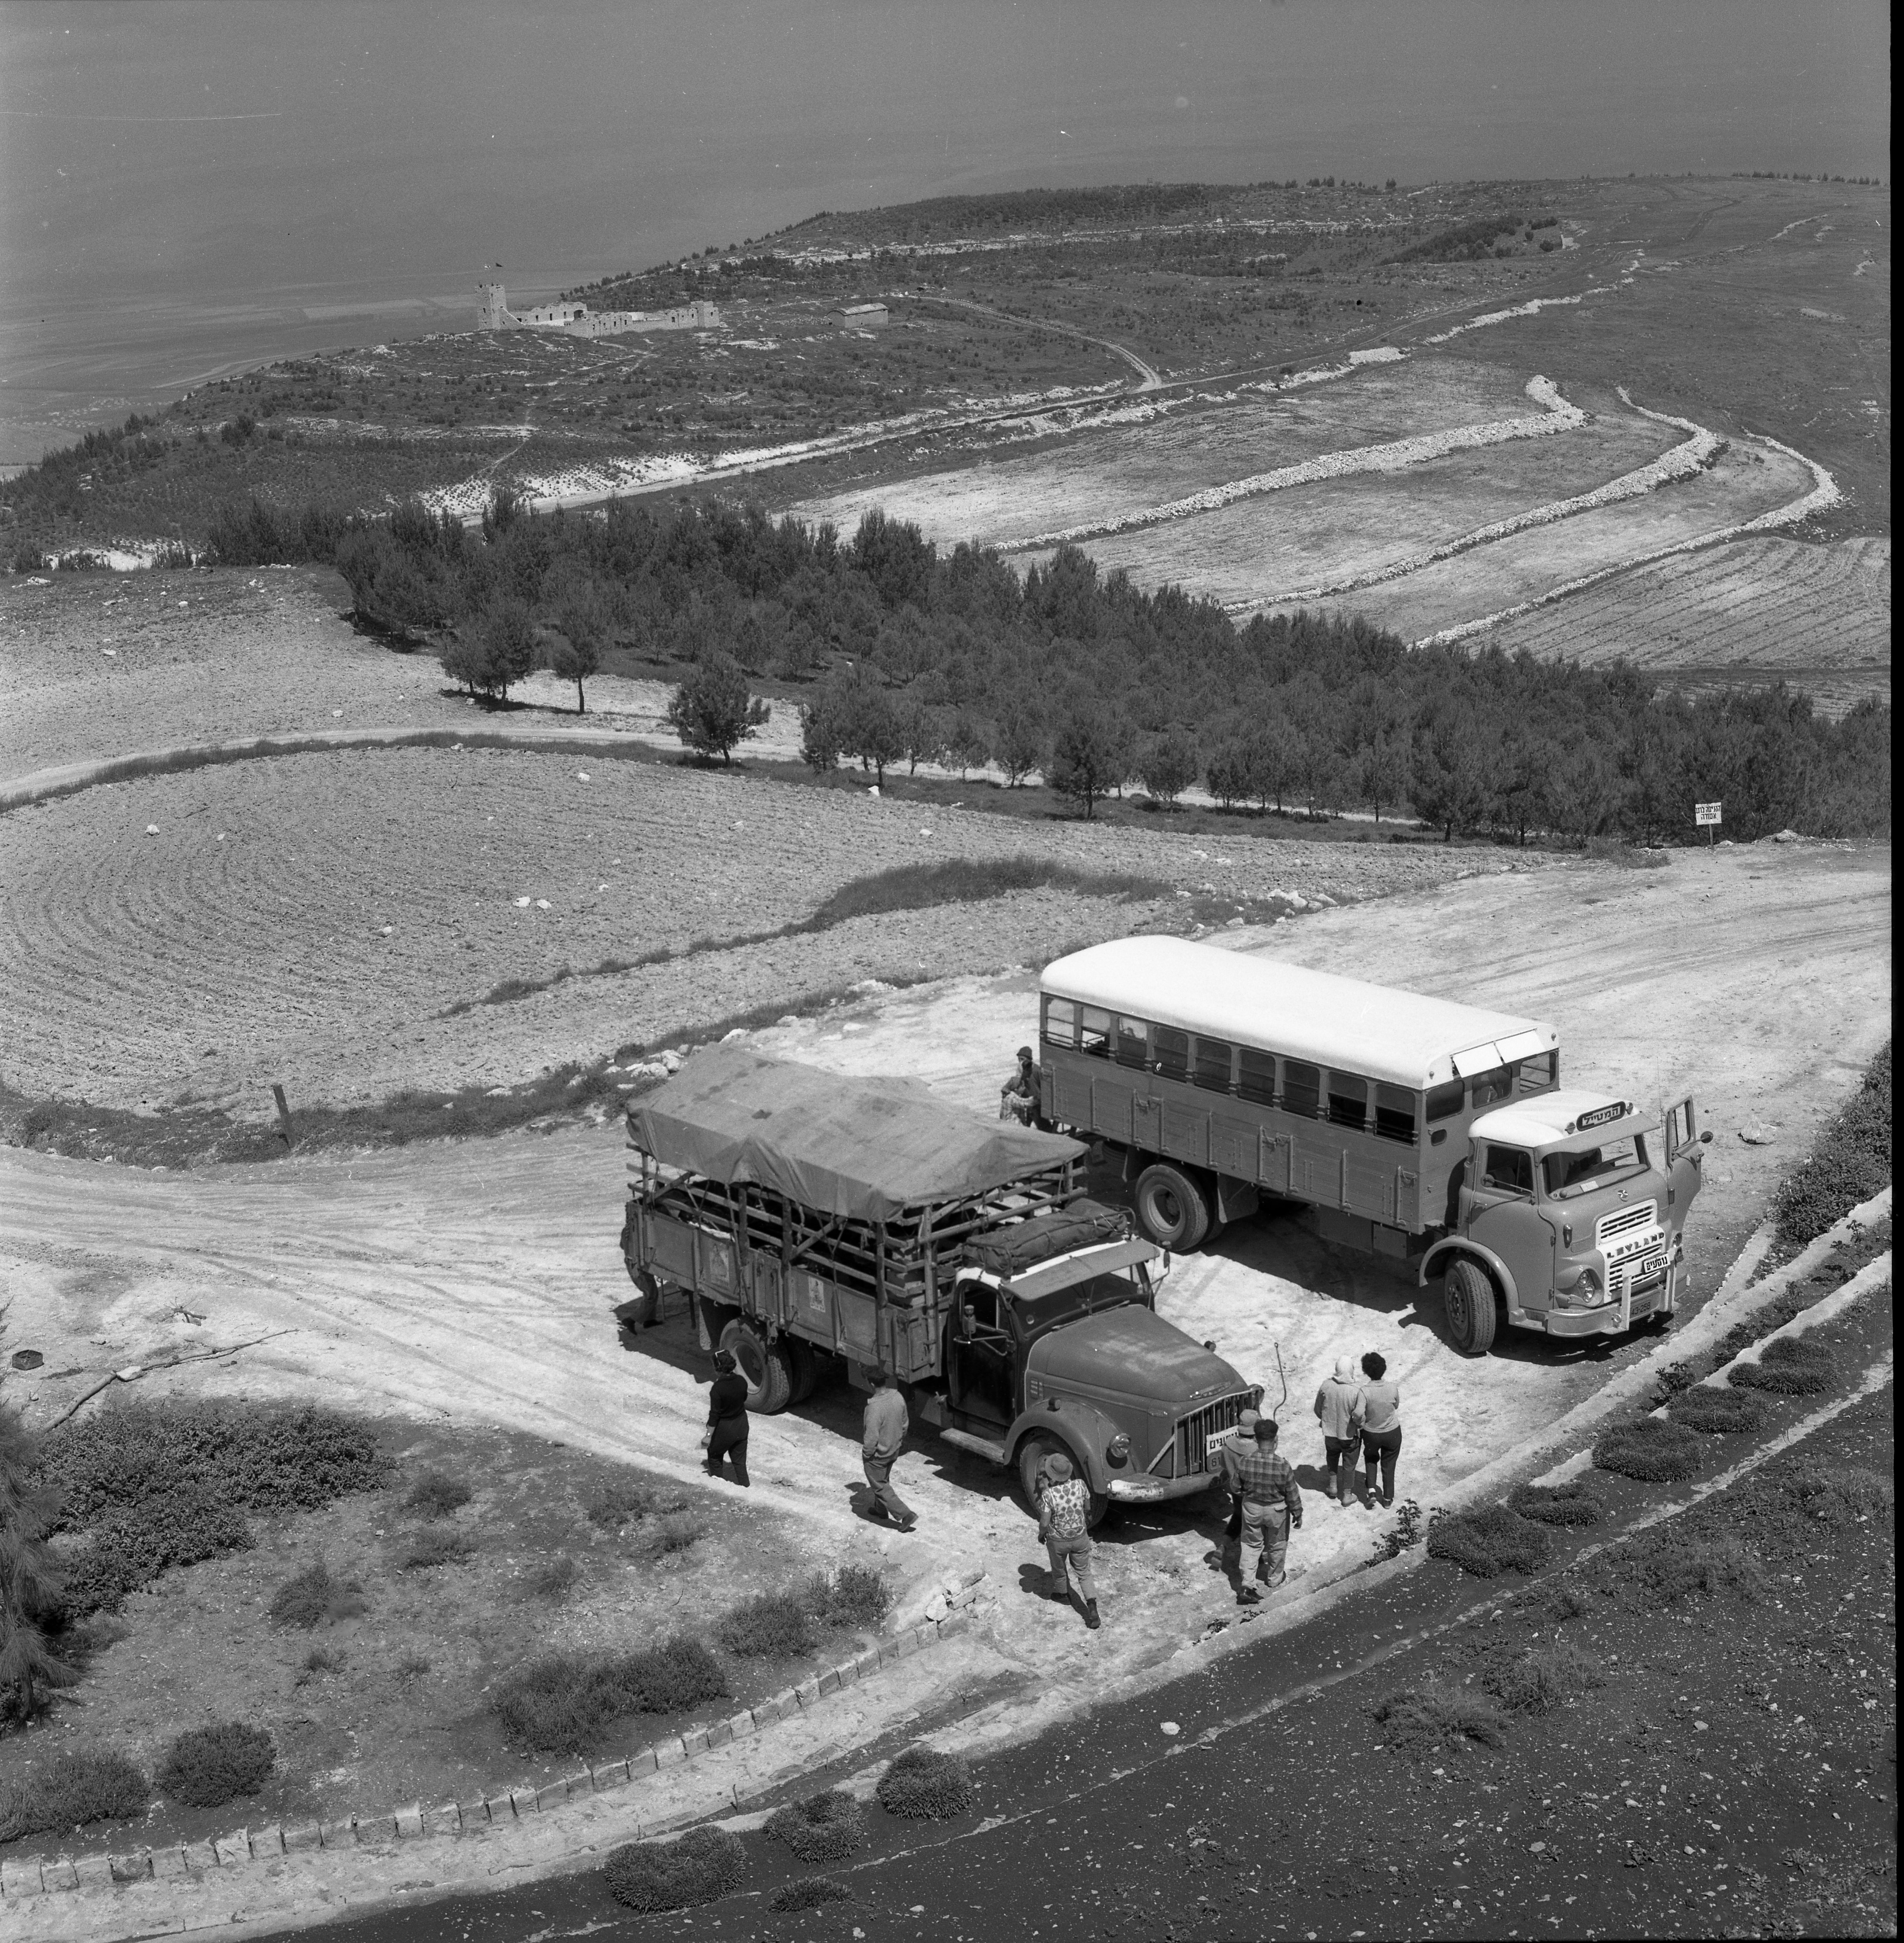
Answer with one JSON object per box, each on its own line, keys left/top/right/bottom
{"left": 629, "top": 1045, "right": 1086, "bottom": 1223}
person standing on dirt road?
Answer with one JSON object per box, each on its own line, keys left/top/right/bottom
{"left": 1235, "top": 1416, "right": 1302, "bottom": 1601}
{"left": 1314, "top": 1355, "right": 1366, "bottom": 1507}
{"left": 1357, "top": 1351, "right": 1403, "bottom": 1508}
{"left": 703, "top": 1350, "right": 751, "bottom": 1487}
{"left": 861, "top": 1371, "right": 917, "bottom": 1531}
{"left": 1000, "top": 1045, "right": 1043, "bottom": 1127}
{"left": 1036, "top": 1451, "right": 1102, "bottom": 1629}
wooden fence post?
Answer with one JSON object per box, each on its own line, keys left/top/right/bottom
{"left": 271, "top": 1084, "right": 295, "bottom": 1149}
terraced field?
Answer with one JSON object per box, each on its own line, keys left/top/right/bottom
{"left": 0, "top": 745, "right": 1513, "bottom": 1114}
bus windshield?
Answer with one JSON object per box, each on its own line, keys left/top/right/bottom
{"left": 1541, "top": 1134, "right": 1649, "bottom": 1198}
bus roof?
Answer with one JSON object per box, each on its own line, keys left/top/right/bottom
{"left": 1040, "top": 937, "right": 1558, "bottom": 1091}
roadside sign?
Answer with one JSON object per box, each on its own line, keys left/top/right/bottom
{"left": 1694, "top": 801, "right": 1722, "bottom": 825}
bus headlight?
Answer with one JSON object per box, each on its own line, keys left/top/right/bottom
{"left": 1106, "top": 1433, "right": 1131, "bottom": 1469}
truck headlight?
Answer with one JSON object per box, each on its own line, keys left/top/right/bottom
{"left": 1106, "top": 1433, "right": 1131, "bottom": 1468}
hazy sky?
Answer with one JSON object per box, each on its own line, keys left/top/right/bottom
{"left": 4, "top": 0, "right": 1889, "bottom": 306}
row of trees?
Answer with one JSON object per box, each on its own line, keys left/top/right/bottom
{"left": 202, "top": 489, "right": 1890, "bottom": 845}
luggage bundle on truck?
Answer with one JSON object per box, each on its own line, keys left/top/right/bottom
{"left": 617, "top": 1046, "right": 1260, "bottom": 1524}
{"left": 1036, "top": 936, "right": 1710, "bottom": 1355}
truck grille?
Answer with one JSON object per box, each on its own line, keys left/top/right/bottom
{"left": 1597, "top": 1201, "right": 1658, "bottom": 1251}
{"left": 1172, "top": 1392, "right": 1259, "bottom": 1479}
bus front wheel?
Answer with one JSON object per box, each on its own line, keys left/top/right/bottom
{"left": 1134, "top": 1163, "right": 1213, "bottom": 1251}
{"left": 1443, "top": 1258, "right": 1498, "bottom": 1356}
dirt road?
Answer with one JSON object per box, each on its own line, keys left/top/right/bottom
{"left": 0, "top": 843, "right": 1887, "bottom": 1692}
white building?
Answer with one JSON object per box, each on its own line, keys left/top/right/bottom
{"left": 477, "top": 282, "right": 718, "bottom": 337}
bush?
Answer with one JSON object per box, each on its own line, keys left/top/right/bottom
{"left": 1473, "top": 1639, "right": 1603, "bottom": 1716}
{"left": 269, "top": 1557, "right": 368, "bottom": 1629}
{"left": 584, "top": 1479, "right": 675, "bottom": 1529}
{"left": 1592, "top": 1417, "right": 1703, "bottom": 1483}
{"left": 491, "top": 1637, "right": 728, "bottom": 1754}
{"left": 1790, "top": 1466, "right": 1893, "bottom": 1525}
{"left": 770, "top": 1876, "right": 853, "bottom": 1912}
{"left": 1771, "top": 1044, "right": 1891, "bottom": 1245}
{"left": 1371, "top": 1677, "right": 1509, "bottom": 1754}
{"left": 716, "top": 1592, "right": 812, "bottom": 1660}
{"left": 1618, "top": 1529, "right": 1762, "bottom": 1605}
{"left": 1730, "top": 1335, "right": 1836, "bottom": 1396}
{"left": 1507, "top": 1481, "right": 1606, "bottom": 1527}
{"left": 876, "top": 1745, "right": 974, "bottom": 1821}
{"left": 157, "top": 1722, "right": 275, "bottom": 1807}
{"left": 602, "top": 1825, "right": 743, "bottom": 1911}
{"left": 804, "top": 1562, "right": 892, "bottom": 1630}
{"left": 635, "top": 1511, "right": 703, "bottom": 1560}
{"left": 1668, "top": 1386, "right": 1766, "bottom": 1435}
{"left": 528, "top": 1555, "right": 580, "bottom": 1600}
{"left": 0, "top": 1749, "right": 148, "bottom": 1842}
{"left": 400, "top": 1529, "right": 475, "bottom": 1571}
{"left": 61, "top": 1485, "right": 254, "bottom": 1617}
{"left": 766, "top": 1789, "right": 865, "bottom": 1863}
{"left": 405, "top": 1471, "right": 472, "bottom": 1518}
{"left": 1425, "top": 1504, "right": 1552, "bottom": 1578}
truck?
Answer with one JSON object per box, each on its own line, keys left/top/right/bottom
{"left": 616, "top": 1044, "right": 1261, "bottom": 1524}
{"left": 1035, "top": 936, "right": 1711, "bottom": 1355}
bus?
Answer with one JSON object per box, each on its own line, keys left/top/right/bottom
{"left": 1035, "top": 937, "right": 1708, "bottom": 1354}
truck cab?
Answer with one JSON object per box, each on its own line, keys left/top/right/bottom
{"left": 1420, "top": 1091, "right": 1710, "bottom": 1354}
{"left": 924, "top": 1211, "right": 1260, "bottom": 1528}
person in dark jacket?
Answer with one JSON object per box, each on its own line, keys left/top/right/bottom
{"left": 703, "top": 1349, "right": 751, "bottom": 1487}
{"left": 1000, "top": 1046, "right": 1043, "bottom": 1126}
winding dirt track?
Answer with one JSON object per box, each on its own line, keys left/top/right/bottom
{"left": 1, "top": 842, "right": 1887, "bottom": 1690}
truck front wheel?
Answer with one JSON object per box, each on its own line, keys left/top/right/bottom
{"left": 1443, "top": 1258, "right": 1499, "bottom": 1357}
{"left": 1133, "top": 1163, "right": 1213, "bottom": 1251}
{"left": 1016, "top": 1433, "right": 1108, "bottom": 1530}
{"left": 718, "top": 1318, "right": 794, "bottom": 1413}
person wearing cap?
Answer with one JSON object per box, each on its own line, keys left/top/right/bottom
{"left": 1035, "top": 1450, "right": 1101, "bottom": 1629}
{"left": 703, "top": 1349, "right": 751, "bottom": 1487}
{"left": 999, "top": 1045, "right": 1043, "bottom": 1127}
{"left": 1234, "top": 1416, "right": 1302, "bottom": 1600}
{"left": 1314, "top": 1355, "right": 1366, "bottom": 1507}
{"left": 1217, "top": 1407, "right": 1262, "bottom": 1565}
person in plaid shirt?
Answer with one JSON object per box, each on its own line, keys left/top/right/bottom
{"left": 1233, "top": 1416, "right": 1302, "bottom": 1601}
{"left": 1036, "top": 1452, "right": 1101, "bottom": 1630}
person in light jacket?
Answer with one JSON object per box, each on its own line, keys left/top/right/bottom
{"left": 860, "top": 1370, "right": 917, "bottom": 1531}
{"left": 1358, "top": 1351, "right": 1403, "bottom": 1509}
{"left": 1313, "top": 1355, "right": 1366, "bottom": 1507}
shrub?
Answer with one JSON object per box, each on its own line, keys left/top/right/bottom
{"left": 0, "top": 1749, "right": 148, "bottom": 1842}
{"left": 766, "top": 1789, "right": 866, "bottom": 1863}
{"left": 297, "top": 1647, "right": 341, "bottom": 1683}
{"left": 717, "top": 1592, "right": 813, "bottom": 1660}
{"left": 635, "top": 1511, "right": 703, "bottom": 1560}
{"left": 876, "top": 1745, "right": 974, "bottom": 1821}
{"left": 401, "top": 1529, "right": 475, "bottom": 1571}
{"left": 491, "top": 1637, "right": 728, "bottom": 1754}
{"left": 1618, "top": 1529, "right": 1762, "bottom": 1605}
{"left": 1730, "top": 1335, "right": 1836, "bottom": 1396}
{"left": 395, "top": 1652, "right": 432, "bottom": 1679}
{"left": 1668, "top": 1386, "right": 1766, "bottom": 1435}
{"left": 1771, "top": 1044, "right": 1891, "bottom": 1245}
{"left": 1473, "top": 1639, "right": 1604, "bottom": 1716}
{"left": 803, "top": 1563, "right": 892, "bottom": 1630}
{"left": 405, "top": 1471, "right": 472, "bottom": 1518}
{"left": 1593, "top": 1417, "right": 1703, "bottom": 1483}
{"left": 157, "top": 1722, "right": 275, "bottom": 1807}
{"left": 584, "top": 1479, "right": 673, "bottom": 1529}
{"left": 1507, "top": 1481, "right": 1606, "bottom": 1527}
{"left": 770, "top": 1876, "right": 853, "bottom": 1912}
{"left": 61, "top": 1485, "right": 253, "bottom": 1616}
{"left": 1371, "top": 1678, "right": 1509, "bottom": 1754}
{"left": 602, "top": 1825, "right": 743, "bottom": 1911}
{"left": 528, "top": 1554, "right": 580, "bottom": 1600}
{"left": 1790, "top": 1466, "right": 1892, "bottom": 1526}
{"left": 1425, "top": 1504, "right": 1552, "bottom": 1578}
{"left": 269, "top": 1558, "right": 368, "bottom": 1629}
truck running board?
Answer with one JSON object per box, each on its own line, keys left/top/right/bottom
{"left": 939, "top": 1427, "right": 1009, "bottom": 1466}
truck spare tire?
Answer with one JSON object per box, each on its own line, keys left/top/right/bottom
{"left": 719, "top": 1317, "right": 794, "bottom": 1413}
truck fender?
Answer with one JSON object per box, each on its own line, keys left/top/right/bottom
{"left": 1417, "top": 1237, "right": 1519, "bottom": 1309}
{"left": 1005, "top": 1402, "right": 1122, "bottom": 1497}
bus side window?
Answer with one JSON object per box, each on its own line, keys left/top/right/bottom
{"left": 1326, "top": 1071, "right": 1368, "bottom": 1131}
{"left": 1193, "top": 1036, "right": 1233, "bottom": 1094}
{"left": 1042, "top": 997, "right": 1077, "bottom": 1049}
{"left": 1078, "top": 1007, "right": 1112, "bottom": 1058}
{"left": 1517, "top": 1051, "right": 1557, "bottom": 1092}
{"left": 1426, "top": 1080, "right": 1464, "bottom": 1122}
{"left": 1470, "top": 1064, "right": 1517, "bottom": 1109}
{"left": 1115, "top": 1016, "right": 1150, "bottom": 1071}
{"left": 1375, "top": 1083, "right": 1417, "bottom": 1142}
{"left": 1237, "top": 1047, "right": 1276, "bottom": 1105}
{"left": 1155, "top": 1027, "right": 1190, "bottom": 1082}
{"left": 1283, "top": 1061, "right": 1321, "bottom": 1119}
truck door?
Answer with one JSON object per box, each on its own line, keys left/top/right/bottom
{"left": 1463, "top": 1142, "right": 1557, "bottom": 1311}
{"left": 947, "top": 1280, "right": 1015, "bottom": 1425}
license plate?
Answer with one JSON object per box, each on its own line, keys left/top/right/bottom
{"left": 1206, "top": 1430, "right": 1238, "bottom": 1457}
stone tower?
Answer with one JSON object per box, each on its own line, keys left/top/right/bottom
{"left": 477, "top": 281, "right": 511, "bottom": 330}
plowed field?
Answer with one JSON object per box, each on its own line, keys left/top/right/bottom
{"left": 0, "top": 746, "right": 1510, "bottom": 1113}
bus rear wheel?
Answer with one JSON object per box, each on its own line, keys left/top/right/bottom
{"left": 1443, "top": 1258, "right": 1498, "bottom": 1357}
{"left": 1134, "top": 1163, "right": 1213, "bottom": 1251}
{"left": 718, "top": 1318, "right": 794, "bottom": 1412}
